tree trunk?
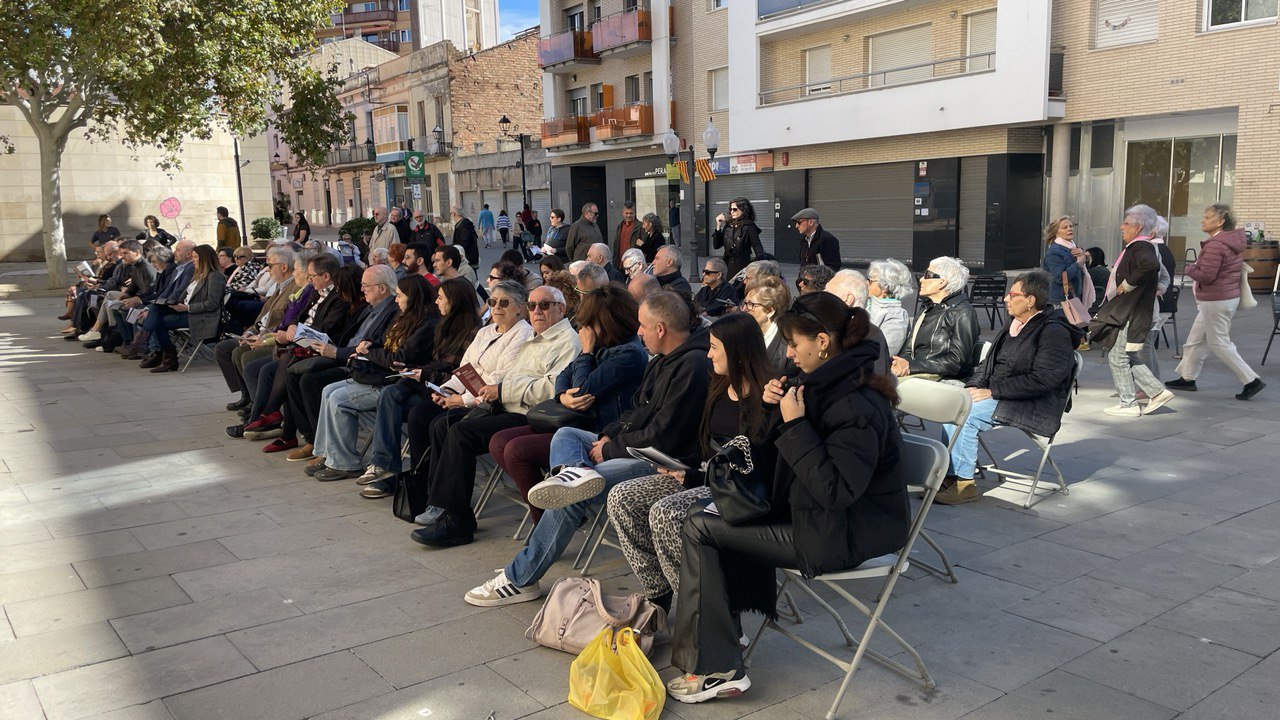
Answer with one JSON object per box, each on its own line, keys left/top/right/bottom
{"left": 37, "top": 129, "right": 69, "bottom": 289}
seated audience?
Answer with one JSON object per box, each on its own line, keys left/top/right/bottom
{"left": 401, "top": 242, "right": 441, "bottom": 287}
{"left": 795, "top": 263, "right": 835, "bottom": 295}
{"left": 651, "top": 246, "right": 692, "bottom": 296}
{"left": 740, "top": 275, "right": 791, "bottom": 372}
{"left": 666, "top": 292, "right": 908, "bottom": 704}
{"left": 539, "top": 255, "right": 565, "bottom": 284}
{"left": 117, "top": 245, "right": 178, "bottom": 359}
{"left": 940, "top": 271, "right": 1082, "bottom": 504}
{"left": 216, "top": 246, "right": 297, "bottom": 411}
{"left": 225, "top": 246, "right": 266, "bottom": 332}
{"left": 621, "top": 248, "right": 648, "bottom": 281}
{"left": 586, "top": 242, "right": 626, "bottom": 284}
{"left": 576, "top": 262, "right": 610, "bottom": 294}
{"left": 694, "top": 257, "right": 740, "bottom": 318}
{"left": 543, "top": 271, "right": 581, "bottom": 320}
{"left": 865, "top": 259, "right": 914, "bottom": 355}
{"left": 216, "top": 247, "right": 236, "bottom": 276}
{"left": 891, "top": 256, "right": 979, "bottom": 382}
{"left": 79, "top": 239, "right": 156, "bottom": 348}
{"left": 388, "top": 242, "right": 408, "bottom": 279}
{"left": 501, "top": 249, "right": 543, "bottom": 290}
{"left": 629, "top": 272, "right": 660, "bottom": 303}
{"left": 731, "top": 259, "right": 782, "bottom": 299}
{"left": 140, "top": 244, "right": 225, "bottom": 373}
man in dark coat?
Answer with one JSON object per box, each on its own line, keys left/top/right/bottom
{"left": 565, "top": 203, "right": 603, "bottom": 262}
{"left": 791, "top": 207, "right": 842, "bottom": 269}
{"left": 651, "top": 245, "right": 692, "bottom": 297}
{"left": 410, "top": 210, "right": 445, "bottom": 247}
{"left": 449, "top": 205, "right": 480, "bottom": 270}
{"left": 939, "top": 270, "right": 1083, "bottom": 504}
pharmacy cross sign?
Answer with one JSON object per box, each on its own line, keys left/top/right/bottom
{"left": 405, "top": 151, "right": 425, "bottom": 184}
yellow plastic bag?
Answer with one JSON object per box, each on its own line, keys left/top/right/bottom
{"left": 568, "top": 627, "right": 664, "bottom": 720}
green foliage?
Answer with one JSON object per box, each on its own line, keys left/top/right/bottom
{"left": 251, "top": 216, "right": 281, "bottom": 240}
{"left": 340, "top": 217, "right": 377, "bottom": 241}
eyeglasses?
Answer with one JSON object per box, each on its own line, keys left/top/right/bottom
{"left": 1005, "top": 291, "right": 1027, "bottom": 298}
{"left": 624, "top": 264, "right": 641, "bottom": 274}
{"left": 795, "top": 277, "right": 810, "bottom": 290}
{"left": 527, "top": 300, "right": 564, "bottom": 312}
{"left": 740, "top": 300, "right": 763, "bottom": 311}
{"left": 306, "top": 273, "right": 324, "bottom": 280}
{"left": 922, "top": 270, "right": 941, "bottom": 280}
{"left": 488, "top": 274, "right": 502, "bottom": 281}
{"left": 486, "top": 297, "right": 512, "bottom": 308}
{"left": 702, "top": 269, "right": 720, "bottom": 276}
{"left": 414, "top": 216, "right": 424, "bottom": 221}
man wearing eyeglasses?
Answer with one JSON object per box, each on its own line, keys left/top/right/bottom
{"left": 791, "top": 207, "right": 842, "bottom": 269}
{"left": 693, "top": 257, "right": 739, "bottom": 318}
{"left": 412, "top": 285, "right": 581, "bottom": 548}
{"left": 566, "top": 202, "right": 603, "bottom": 262}
{"left": 410, "top": 211, "right": 445, "bottom": 247}
{"left": 368, "top": 207, "right": 398, "bottom": 253}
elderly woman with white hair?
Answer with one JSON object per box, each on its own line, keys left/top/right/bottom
{"left": 891, "top": 256, "right": 980, "bottom": 382}
{"left": 867, "top": 259, "right": 914, "bottom": 355}
{"left": 694, "top": 256, "right": 739, "bottom": 317}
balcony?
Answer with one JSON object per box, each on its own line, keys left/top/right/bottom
{"left": 539, "top": 29, "right": 600, "bottom": 73}
{"left": 318, "top": 6, "right": 398, "bottom": 36}
{"left": 367, "top": 36, "right": 400, "bottom": 52}
{"left": 343, "top": 7, "right": 397, "bottom": 24}
{"left": 325, "top": 144, "right": 376, "bottom": 167}
{"left": 541, "top": 115, "right": 590, "bottom": 149}
{"left": 592, "top": 103, "right": 654, "bottom": 143}
{"left": 758, "top": 51, "right": 995, "bottom": 106}
{"left": 592, "top": 6, "right": 653, "bottom": 58}
{"left": 410, "top": 136, "right": 450, "bottom": 157}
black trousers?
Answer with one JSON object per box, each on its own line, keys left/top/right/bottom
{"left": 281, "top": 357, "right": 343, "bottom": 442}
{"left": 215, "top": 338, "right": 244, "bottom": 394}
{"left": 425, "top": 410, "right": 528, "bottom": 530}
{"left": 671, "top": 510, "right": 799, "bottom": 675}
{"left": 403, "top": 401, "right": 460, "bottom": 514}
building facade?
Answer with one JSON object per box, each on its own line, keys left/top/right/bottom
{"left": 316, "top": 0, "right": 500, "bottom": 56}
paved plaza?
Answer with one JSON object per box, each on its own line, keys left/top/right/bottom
{"left": 1, "top": 291, "right": 1279, "bottom": 720}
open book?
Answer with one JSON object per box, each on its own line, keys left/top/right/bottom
{"left": 293, "top": 323, "right": 331, "bottom": 349}
{"left": 626, "top": 446, "right": 690, "bottom": 471}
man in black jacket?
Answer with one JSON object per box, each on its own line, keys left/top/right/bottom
{"left": 409, "top": 210, "right": 445, "bottom": 247}
{"left": 461, "top": 291, "right": 711, "bottom": 607}
{"left": 652, "top": 245, "right": 692, "bottom": 296}
{"left": 449, "top": 205, "right": 480, "bottom": 270}
{"left": 791, "top": 207, "right": 841, "bottom": 269}
{"left": 938, "top": 270, "right": 1082, "bottom": 504}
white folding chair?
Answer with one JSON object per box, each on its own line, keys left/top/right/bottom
{"left": 893, "top": 378, "right": 972, "bottom": 584}
{"left": 745, "top": 434, "right": 949, "bottom": 720}
{"left": 976, "top": 352, "right": 1081, "bottom": 508}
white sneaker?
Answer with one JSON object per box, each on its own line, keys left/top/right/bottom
{"left": 78, "top": 330, "right": 101, "bottom": 342}
{"left": 1145, "top": 389, "right": 1175, "bottom": 414}
{"left": 356, "top": 465, "right": 393, "bottom": 486}
{"left": 94, "top": 346, "right": 104, "bottom": 352}
{"left": 1103, "top": 403, "right": 1142, "bottom": 417}
{"left": 463, "top": 570, "right": 543, "bottom": 607}
{"left": 666, "top": 669, "right": 751, "bottom": 704}
{"left": 527, "top": 467, "right": 606, "bottom": 510}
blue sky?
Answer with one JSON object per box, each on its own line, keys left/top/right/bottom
{"left": 499, "top": 0, "right": 541, "bottom": 40}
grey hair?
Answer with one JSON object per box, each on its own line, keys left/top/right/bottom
{"left": 867, "top": 258, "right": 913, "bottom": 299}
{"left": 146, "top": 246, "right": 173, "bottom": 264}
{"left": 826, "top": 269, "right": 869, "bottom": 309}
{"left": 588, "top": 243, "right": 611, "bottom": 262}
{"left": 369, "top": 247, "right": 390, "bottom": 264}
{"left": 568, "top": 260, "right": 588, "bottom": 276}
{"left": 366, "top": 264, "right": 398, "bottom": 294}
{"left": 929, "top": 256, "right": 970, "bottom": 295}
{"left": 621, "top": 248, "right": 646, "bottom": 269}
{"left": 577, "top": 263, "right": 609, "bottom": 288}
{"left": 641, "top": 212, "right": 662, "bottom": 231}
{"left": 451, "top": 204, "right": 465, "bottom": 216}
{"left": 535, "top": 284, "right": 567, "bottom": 305}
{"left": 1206, "top": 202, "right": 1236, "bottom": 230}
{"left": 266, "top": 246, "right": 295, "bottom": 267}
{"left": 704, "top": 256, "right": 728, "bottom": 277}
{"left": 1153, "top": 215, "right": 1169, "bottom": 240}
{"left": 656, "top": 245, "right": 682, "bottom": 269}
{"left": 294, "top": 249, "right": 318, "bottom": 271}
{"left": 745, "top": 259, "right": 781, "bottom": 279}
{"left": 491, "top": 279, "right": 530, "bottom": 308}
{"left": 1124, "top": 204, "right": 1160, "bottom": 236}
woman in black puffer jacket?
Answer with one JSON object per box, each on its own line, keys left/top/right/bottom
{"left": 666, "top": 292, "right": 909, "bottom": 704}
{"left": 712, "top": 197, "right": 765, "bottom": 278}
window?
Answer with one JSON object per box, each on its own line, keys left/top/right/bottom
{"left": 590, "top": 83, "right": 605, "bottom": 112}
{"left": 709, "top": 67, "right": 729, "bottom": 111}
{"left": 966, "top": 10, "right": 996, "bottom": 71}
{"left": 1094, "top": 0, "right": 1158, "bottom": 49}
{"left": 1206, "top": 0, "right": 1278, "bottom": 27}
{"left": 433, "top": 95, "right": 446, "bottom": 132}
{"left": 624, "top": 74, "right": 641, "bottom": 104}
{"left": 868, "top": 24, "right": 932, "bottom": 87}
{"left": 416, "top": 100, "right": 427, "bottom": 136}
{"left": 643, "top": 72, "right": 653, "bottom": 103}
{"left": 625, "top": 0, "right": 639, "bottom": 11}
{"left": 709, "top": 0, "right": 727, "bottom": 9}
{"left": 591, "top": 2, "right": 602, "bottom": 24}
{"left": 361, "top": 2, "right": 378, "bottom": 11}
{"left": 568, "top": 88, "right": 588, "bottom": 117}
{"left": 399, "top": 28, "right": 412, "bottom": 42}
{"left": 398, "top": 0, "right": 410, "bottom": 10}
{"left": 804, "top": 45, "right": 832, "bottom": 95}
{"left": 464, "top": 0, "right": 482, "bottom": 50}
{"left": 565, "top": 6, "right": 585, "bottom": 30}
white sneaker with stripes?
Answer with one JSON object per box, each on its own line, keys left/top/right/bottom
{"left": 464, "top": 570, "right": 543, "bottom": 607}
{"left": 527, "top": 466, "right": 606, "bottom": 510}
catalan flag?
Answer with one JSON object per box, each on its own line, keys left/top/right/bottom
{"left": 695, "top": 158, "right": 717, "bottom": 182}
{"left": 677, "top": 160, "right": 690, "bottom": 184}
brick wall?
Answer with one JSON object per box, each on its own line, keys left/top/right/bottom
{"left": 448, "top": 31, "right": 544, "bottom": 156}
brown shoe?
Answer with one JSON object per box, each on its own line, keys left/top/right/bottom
{"left": 285, "top": 444, "right": 315, "bottom": 462}
{"left": 935, "top": 479, "right": 980, "bottom": 505}
{"left": 149, "top": 348, "right": 179, "bottom": 373}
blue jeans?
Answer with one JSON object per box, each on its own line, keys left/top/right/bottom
{"left": 313, "top": 380, "right": 384, "bottom": 471}
{"left": 548, "top": 426, "right": 601, "bottom": 470}
{"left": 943, "top": 397, "right": 997, "bottom": 480}
{"left": 368, "top": 382, "right": 424, "bottom": 471}
{"left": 243, "top": 356, "right": 280, "bottom": 421}
{"left": 505, "top": 458, "right": 653, "bottom": 587}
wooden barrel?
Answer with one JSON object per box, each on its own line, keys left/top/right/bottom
{"left": 1244, "top": 241, "right": 1279, "bottom": 294}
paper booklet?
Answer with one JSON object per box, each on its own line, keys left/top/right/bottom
{"left": 76, "top": 261, "right": 96, "bottom": 278}
{"left": 453, "top": 363, "right": 486, "bottom": 396}
{"left": 626, "top": 446, "right": 690, "bottom": 471}
{"left": 425, "top": 381, "right": 459, "bottom": 396}
{"left": 293, "top": 323, "right": 332, "bottom": 349}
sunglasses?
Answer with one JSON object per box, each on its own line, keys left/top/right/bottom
{"left": 527, "top": 300, "right": 564, "bottom": 312}
{"left": 702, "top": 269, "right": 720, "bottom": 276}
{"left": 486, "top": 297, "right": 512, "bottom": 308}
{"left": 795, "top": 277, "right": 810, "bottom": 290}
{"left": 488, "top": 274, "right": 502, "bottom": 281}
{"left": 923, "top": 270, "right": 941, "bottom": 280}
{"left": 729, "top": 207, "right": 741, "bottom": 213}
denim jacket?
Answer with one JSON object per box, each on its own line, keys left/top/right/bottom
{"left": 554, "top": 335, "right": 649, "bottom": 431}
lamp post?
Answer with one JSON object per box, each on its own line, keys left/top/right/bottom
{"left": 498, "top": 114, "right": 529, "bottom": 210}
{"left": 702, "top": 118, "right": 720, "bottom": 283}
{"left": 663, "top": 128, "right": 696, "bottom": 282}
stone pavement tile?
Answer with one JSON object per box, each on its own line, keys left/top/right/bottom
{"left": 79, "top": 700, "right": 175, "bottom": 720}
{"left": 958, "top": 538, "right": 1113, "bottom": 591}
{"left": 43, "top": 502, "right": 189, "bottom": 539}
{"left": 1178, "top": 652, "right": 1280, "bottom": 720}
{"left": 47, "top": 433, "right": 161, "bottom": 455}
{"left": 113, "top": 438, "right": 226, "bottom": 459}
{"left": 171, "top": 548, "right": 336, "bottom": 601}
{"left": 0, "top": 564, "right": 84, "bottom": 604}
{"left": 736, "top": 706, "right": 808, "bottom": 720}
{"left": 905, "top": 529, "right": 998, "bottom": 572}
{"left": 128, "top": 509, "right": 281, "bottom": 551}
{"left": 71, "top": 539, "right": 239, "bottom": 589}
{"left": 0, "top": 621, "right": 128, "bottom": 685}
{"left": 1063, "top": 625, "right": 1258, "bottom": 712}
{"left": 958, "top": 669, "right": 1177, "bottom": 720}
{"left": 19, "top": 474, "right": 152, "bottom": 504}
{"left": 0, "top": 679, "right": 45, "bottom": 720}
{"left": 921, "top": 504, "right": 1066, "bottom": 549}
{"left": 1223, "top": 561, "right": 1280, "bottom": 601}
{"left": 1087, "top": 545, "right": 1247, "bottom": 603}
{"left": 1148, "top": 588, "right": 1280, "bottom": 657}
{"left": 110, "top": 587, "right": 303, "bottom": 654}
{"left": 215, "top": 516, "right": 374, "bottom": 560}
{"left": 257, "top": 493, "right": 376, "bottom": 527}
{"left": 1007, "top": 576, "right": 1178, "bottom": 643}
{"left": 272, "top": 551, "right": 446, "bottom": 615}
{"left": 778, "top": 662, "right": 1001, "bottom": 720}
{"left": 1100, "top": 498, "right": 1236, "bottom": 536}
{"left": 226, "top": 594, "right": 418, "bottom": 670}
{"left": 1160, "top": 524, "right": 1280, "bottom": 568}
{"left": 32, "top": 636, "right": 255, "bottom": 720}
{"left": 353, "top": 610, "right": 537, "bottom": 689}
{"left": 1, "top": 529, "right": 145, "bottom": 574}
{"left": 1223, "top": 499, "right": 1280, "bottom": 530}
{"left": 1, "top": 447, "right": 121, "bottom": 476}
{"left": 376, "top": 576, "right": 491, "bottom": 629}
{"left": 879, "top": 570, "right": 1041, "bottom": 647}
{"left": 485, "top": 647, "right": 575, "bottom": 709}
{"left": 308, "top": 665, "right": 544, "bottom": 720}
{"left": 912, "top": 611, "right": 1098, "bottom": 693}
{"left": 5, "top": 576, "right": 191, "bottom": 637}
{"left": 1036, "top": 514, "right": 1184, "bottom": 560}
{"left": 1164, "top": 475, "right": 1280, "bottom": 514}
{"left": 1172, "top": 424, "right": 1264, "bottom": 446}
{"left": 162, "top": 651, "right": 392, "bottom": 720}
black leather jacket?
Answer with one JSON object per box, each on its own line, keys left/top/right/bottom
{"left": 905, "top": 291, "right": 980, "bottom": 381}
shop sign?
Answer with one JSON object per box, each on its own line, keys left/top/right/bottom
{"left": 405, "top": 151, "right": 426, "bottom": 184}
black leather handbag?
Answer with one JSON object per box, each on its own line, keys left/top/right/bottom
{"left": 704, "top": 435, "right": 771, "bottom": 526}
{"left": 526, "top": 399, "right": 595, "bottom": 434}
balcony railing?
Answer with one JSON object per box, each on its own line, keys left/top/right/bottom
{"left": 758, "top": 0, "right": 839, "bottom": 18}
{"left": 592, "top": 6, "right": 653, "bottom": 54}
{"left": 325, "top": 144, "right": 376, "bottom": 167}
{"left": 593, "top": 103, "right": 654, "bottom": 142}
{"left": 366, "top": 36, "right": 400, "bottom": 52}
{"left": 539, "top": 29, "right": 600, "bottom": 69}
{"left": 542, "top": 115, "right": 591, "bottom": 149}
{"left": 343, "top": 7, "right": 397, "bottom": 24}
{"left": 758, "top": 51, "right": 995, "bottom": 106}
{"left": 410, "top": 136, "right": 450, "bottom": 157}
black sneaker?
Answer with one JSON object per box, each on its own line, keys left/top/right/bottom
{"left": 226, "top": 424, "right": 246, "bottom": 439}
{"left": 226, "top": 397, "right": 250, "bottom": 411}
{"left": 410, "top": 514, "right": 474, "bottom": 548}
{"left": 1165, "top": 377, "right": 1197, "bottom": 391}
{"left": 1237, "top": 378, "right": 1266, "bottom": 401}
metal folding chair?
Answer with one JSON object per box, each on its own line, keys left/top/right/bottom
{"left": 893, "top": 378, "right": 971, "bottom": 584}
{"left": 976, "top": 352, "right": 1081, "bottom": 508}
{"left": 745, "top": 435, "right": 949, "bottom": 720}
{"left": 1263, "top": 267, "right": 1280, "bottom": 366}
{"left": 969, "top": 273, "right": 1008, "bottom": 330}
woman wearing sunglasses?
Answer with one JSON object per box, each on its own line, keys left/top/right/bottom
{"left": 890, "top": 256, "right": 980, "bottom": 382}
{"left": 712, "top": 197, "right": 765, "bottom": 279}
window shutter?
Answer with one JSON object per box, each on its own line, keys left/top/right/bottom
{"left": 869, "top": 24, "right": 932, "bottom": 87}
{"left": 1091, "top": 122, "right": 1116, "bottom": 169}
{"left": 711, "top": 68, "right": 729, "bottom": 111}
{"left": 966, "top": 10, "right": 997, "bottom": 71}
{"left": 1094, "top": 0, "right": 1159, "bottom": 49}
{"left": 805, "top": 45, "right": 831, "bottom": 94}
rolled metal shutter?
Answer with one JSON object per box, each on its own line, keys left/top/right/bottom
{"left": 530, "top": 189, "right": 552, "bottom": 225}
{"left": 708, "top": 174, "right": 777, "bottom": 255}
{"left": 482, "top": 190, "right": 503, "bottom": 215}
{"left": 1094, "top": 0, "right": 1158, "bottom": 50}
{"left": 460, "top": 191, "right": 481, "bottom": 219}
{"left": 505, "top": 191, "right": 524, "bottom": 217}
{"left": 807, "top": 163, "right": 913, "bottom": 266}
{"left": 868, "top": 24, "right": 932, "bottom": 87}
{"left": 958, "top": 156, "right": 988, "bottom": 267}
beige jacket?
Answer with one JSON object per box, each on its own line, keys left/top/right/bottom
{"left": 368, "top": 221, "right": 398, "bottom": 252}
{"left": 498, "top": 318, "right": 582, "bottom": 414}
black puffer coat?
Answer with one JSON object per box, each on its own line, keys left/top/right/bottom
{"left": 970, "top": 309, "right": 1083, "bottom": 438}
{"left": 905, "top": 291, "right": 980, "bottom": 381}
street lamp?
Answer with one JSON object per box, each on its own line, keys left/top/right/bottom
{"left": 702, "top": 118, "right": 720, "bottom": 283}
{"left": 663, "top": 128, "right": 700, "bottom": 282}
{"left": 498, "top": 114, "right": 529, "bottom": 211}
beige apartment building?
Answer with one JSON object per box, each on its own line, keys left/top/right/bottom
{"left": 316, "top": 0, "right": 500, "bottom": 56}
{"left": 539, "top": 0, "right": 1279, "bottom": 271}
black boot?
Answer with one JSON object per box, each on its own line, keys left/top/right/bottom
{"left": 138, "top": 351, "right": 162, "bottom": 369}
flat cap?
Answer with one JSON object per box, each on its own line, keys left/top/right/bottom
{"left": 791, "top": 208, "right": 820, "bottom": 221}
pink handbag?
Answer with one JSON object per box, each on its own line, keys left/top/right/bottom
{"left": 526, "top": 577, "right": 668, "bottom": 657}
{"left": 1060, "top": 271, "right": 1091, "bottom": 327}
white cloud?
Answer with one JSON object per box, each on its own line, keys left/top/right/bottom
{"left": 499, "top": 11, "right": 540, "bottom": 41}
